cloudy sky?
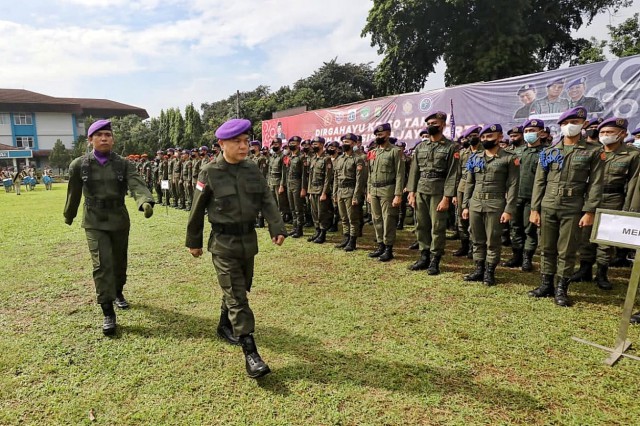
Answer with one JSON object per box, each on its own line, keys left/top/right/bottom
{"left": 0, "top": 0, "right": 637, "bottom": 118}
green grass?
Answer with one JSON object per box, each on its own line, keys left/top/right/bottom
{"left": 0, "top": 184, "right": 639, "bottom": 425}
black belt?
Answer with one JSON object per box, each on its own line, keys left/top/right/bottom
{"left": 84, "top": 198, "right": 124, "bottom": 208}
{"left": 420, "top": 171, "right": 445, "bottom": 179}
{"left": 603, "top": 185, "right": 625, "bottom": 194}
{"left": 551, "top": 188, "right": 584, "bottom": 197}
{"left": 473, "top": 192, "right": 504, "bottom": 200}
{"left": 211, "top": 222, "right": 255, "bottom": 236}
{"left": 371, "top": 180, "right": 395, "bottom": 188}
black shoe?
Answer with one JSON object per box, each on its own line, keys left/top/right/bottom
{"left": 501, "top": 248, "right": 523, "bottom": 268}
{"left": 328, "top": 216, "right": 339, "bottom": 232}
{"left": 308, "top": 228, "right": 321, "bottom": 242}
{"left": 522, "top": 250, "right": 535, "bottom": 272}
{"left": 239, "top": 335, "right": 271, "bottom": 378}
{"left": 335, "top": 234, "right": 350, "bottom": 248}
{"left": 483, "top": 262, "right": 497, "bottom": 286}
{"left": 453, "top": 239, "right": 469, "bottom": 257}
{"left": 378, "top": 245, "right": 394, "bottom": 262}
{"left": 396, "top": 216, "right": 405, "bottom": 230}
{"left": 408, "top": 241, "right": 419, "bottom": 250}
{"left": 528, "top": 274, "right": 555, "bottom": 297}
{"left": 216, "top": 310, "right": 240, "bottom": 345}
{"left": 291, "top": 226, "right": 303, "bottom": 238}
{"left": 464, "top": 261, "right": 485, "bottom": 282}
{"left": 631, "top": 311, "right": 640, "bottom": 324}
{"left": 554, "top": 278, "right": 571, "bottom": 307}
{"left": 595, "top": 263, "right": 612, "bottom": 290}
{"left": 100, "top": 303, "right": 117, "bottom": 336}
{"left": 344, "top": 237, "right": 357, "bottom": 252}
{"left": 369, "top": 243, "right": 386, "bottom": 258}
{"left": 467, "top": 244, "right": 474, "bottom": 259}
{"left": 501, "top": 233, "right": 512, "bottom": 247}
{"left": 610, "top": 249, "right": 632, "bottom": 268}
{"left": 570, "top": 261, "right": 593, "bottom": 282}
{"left": 409, "top": 249, "right": 430, "bottom": 271}
{"left": 427, "top": 255, "right": 442, "bottom": 276}
{"left": 114, "top": 293, "right": 130, "bottom": 309}
{"left": 257, "top": 217, "right": 265, "bottom": 228}
{"left": 313, "top": 229, "right": 327, "bottom": 244}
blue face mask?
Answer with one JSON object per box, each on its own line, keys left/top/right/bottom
{"left": 524, "top": 132, "right": 539, "bottom": 144}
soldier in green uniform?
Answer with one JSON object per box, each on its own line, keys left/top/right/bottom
{"left": 64, "top": 120, "right": 154, "bottom": 335}
{"left": 186, "top": 118, "right": 287, "bottom": 379}
{"left": 513, "top": 83, "right": 537, "bottom": 120}
{"left": 248, "top": 141, "right": 267, "bottom": 228}
{"left": 333, "top": 133, "right": 366, "bottom": 251}
{"left": 502, "top": 119, "right": 545, "bottom": 271}
{"left": 407, "top": 112, "right": 459, "bottom": 275}
{"left": 152, "top": 151, "right": 163, "bottom": 204}
{"left": 462, "top": 124, "right": 519, "bottom": 286}
{"left": 506, "top": 126, "right": 524, "bottom": 152}
{"left": 367, "top": 123, "right": 406, "bottom": 262}
{"left": 172, "top": 149, "right": 184, "bottom": 208}
{"left": 159, "top": 151, "right": 170, "bottom": 205}
{"left": 306, "top": 136, "right": 334, "bottom": 244}
{"left": 182, "top": 149, "right": 193, "bottom": 211}
{"left": 527, "top": 106, "right": 604, "bottom": 307}
{"left": 284, "top": 136, "right": 308, "bottom": 238}
{"left": 567, "top": 77, "right": 604, "bottom": 113}
{"left": 453, "top": 126, "right": 482, "bottom": 258}
{"left": 528, "top": 77, "right": 570, "bottom": 115}
{"left": 167, "top": 148, "right": 176, "bottom": 207}
{"left": 266, "top": 138, "right": 287, "bottom": 219}
{"left": 300, "top": 139, "right": 315, "bottom": 228}
{"left": 191, "top": 148, "right": 201, "bottom": 202}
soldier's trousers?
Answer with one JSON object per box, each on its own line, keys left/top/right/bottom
{"left": 269, "top": 185, "right": 289, "bottom": 216}
{"left": 469, "top": 210, "right": 502, "bottom": 264}
{"left": 212, "top": 255, "right": 255, "bottom": 337}
{"left": 287, "top": 186, "right": 305, "bottom": 227}
{"left": 338, "top": 197, "right": 363, "bottom": 237}
{"left": 456, "top": 190, "right": 470, "bottom": 241}
{"left": 370, "top": 194, "right": 399, "bottom": 246}
{"left": 154, "top": 183, "right": 163, "bottom": 203}
{"left": 415, "top": 193, "right": 448, "bottom": 256}
{"left": 85, "top": 228, "right": 129, "bottom": 304}
{"left": 183, "top": 181, "right": 193, "bottom": 207}
{"left": 309, "top": 193, "right": 333, "bottom": 230}
{"left": 578, "top": 199, "right": 624, "bottom": 265}
{"left": 510, "top": 198, "right": 538, "bottom": 251}
{"left": 539, "top": 208, "right": 582, "bottom": 278}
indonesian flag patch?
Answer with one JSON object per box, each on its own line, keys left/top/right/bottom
{"left": 196, "top": 181, "right": 206, "bottom": 191}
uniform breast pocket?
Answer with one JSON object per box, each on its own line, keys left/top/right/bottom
{"left": 434, "top": 151, "right": 449, "bottom": 168}
{"left": 213, "top": 186, "right": 237, "bottom": 212}
{"left": 609, "top": 164, "right": 628, "bottom": 176}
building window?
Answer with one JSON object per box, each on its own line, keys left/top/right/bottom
{"left": 0, "top": 114, "right": 8, "bottom": 125}
{"left": 14, "top": 113, "right": 33, "bottom": 125}
{"left": 16, "top": 136, "right": 34, "bottom": 148}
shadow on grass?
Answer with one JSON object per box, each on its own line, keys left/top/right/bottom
{"left": 256, "top": 326, "right": 542, "bottom": 413}
{"left": 120, "top": 303, "right": 217, "bottom": 339}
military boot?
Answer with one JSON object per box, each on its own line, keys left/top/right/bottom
{"left": 216, "top": 310, "right": 240, "bottom": 345}
{"left": 501, "top": 229, "right": 511, "bottom": 247}
{"left": 595, "top": 263, "right": 612, "bottom": 290}
{"left": 313, "top": 229, "right": 327, "bottom": 244}
{"left": 335, "top": 234, "right": 350, "bottom": 248}
{"left": 483, "top": 262, "right": 498, "bottom": 286}
{"left": 369, "top": 243, "right": 386, "bottom": 258}
{"left": 569, "top": 261, "right": 593, "bottom": 282}
{"left": 528, "top": 274, "right": 555, "bottom": 297}
{"left": 396, "top": 214, "right": 405, "bottom": 230}
{"left": 100, "top": 302, "right": 117, "bottom": 336}
{"left": 554, "top": 278, "right": 571, "bottom": 307}
{"left": 328, "top": 215, "right": 339, "bottom": 232}
{"left": 308, "top": 228, "right": 321, "bottom": 242}
{"left": 409, "top": 249, "right": 430, "bottom": 271}
{"left": 378, "top": 245, "right": 394, "bottom": 262}
{"left": 114, "top": 292, "right": 130, "bottom": 309}
{"left": 453, "top": 239, "right": 469, "bottom": 257}
{"left": 521, "top": 250, "right": 535, "bottom": 272}
{"left": 427, "top": 255, "right": 442, "bottom": 276}
{"left": 304, "top": 213, "right": 314, "bottom": 228}
{"left": 408, "top": 241, "right": 419, "bottom": 250}
{"left": 291, "top": 225, "right": 303, "bottom": 239}
{"left": 239, "top": 335, "right": 271, "bottom": 378}
{"left": 463, "top": 261, "right": 485, "bottom": 282}
{"left": 344, "top": 237, "right": 357, "bottom": 252}
{"left": 501, "top": 248, "right": 523, "bottom": 268}
{"left": 283, "top": 213, "right": 292, "bottom": 223}
{"left": 467, "top": 243, "right": 474, "bottom": 259}
{"left": 631, "top": 311, "right": 640, "bottom": 324}
{"left": 257, "top": 216, "right": 265, "bottom": 228}
{"left": 610, "top": 248, "right": 632, "bottom": 267}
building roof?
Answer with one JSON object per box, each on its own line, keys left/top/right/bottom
{"left": 0, "top": 143, "right": 19, "bottom": 150}
{"left": 0, "top": 89, "right": 149, "bottom": 119}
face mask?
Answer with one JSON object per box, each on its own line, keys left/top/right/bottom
{"left": 462, "top": 141, "right": 470, "bottom": 149}
{"left": 586, "top": 129, "right": 598, "bottom": 139}
{"left": 427, "top": 125, "right": 441, "bottom": 135}
{"left": 250, "top": 149, "right": 257, "bottom": 155}
{"left": 283, "top": 149, "right": 290, "bottom": 156}
{"left": 600, "top": 134, "right": 620, "bottom": 146}
{"left": 375, "top": 137, "right": 386, "bottom": 144}
{"left": 633, "top": 140, "right": 640, "bottom": 148}
{"left": 343, "top": 144, "right": 352, "bottom": 152}
{"left": 302, "top": 147, "right": 309, "bottom": 153}
{"left": 469, "top": 136, "right": 480, "bottom": 146}
{"left": 312, "top": 146, "right": 320, "bottom": 153}
{"left": 561, "top": 123, "right": 583, "bottom": 138}
{"left": 353, "top": 146, "right": 360, "bottom": 152}
{"left": 524, "top": 133, "right": 539, "bottom": 144}
{"left": 511, "top": 137, "right": 523, "bottom": 146}
{"left": 482, "top": 139, "right": 497, "bottom": 150}
{"left": 272, "top": 146, "right": 280, "bottom": 152}
{"left": 288, "top": 145, "right": 297, "bottom": 151}
{"left": 327, "top": 149, "right": 336, "bottom": 155}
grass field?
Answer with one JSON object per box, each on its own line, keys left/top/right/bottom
{"left": 1, "top": 183, "right": 639, "bottom": 425}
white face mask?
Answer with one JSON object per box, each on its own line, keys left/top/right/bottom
{"left": 600, "top": 134, "right": 621, "bottom": 146}
{"left": 561, "top": 123, "right": 583, "bottom": 138}
{"left": 633, "top": 140, "right": 640, "bottom": 148}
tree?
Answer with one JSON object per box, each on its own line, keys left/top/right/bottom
{"left": 573, "top": 37, "right": 607, "bottom": 65}
{"left": 608, "top": 12, "right": 640, "bottom": 57}
{"left": 48, "top": 139, "right": 71, "bottom": 175}
{"left": 71, "top": 135, "right": 88, "bottom": 160}
{"left": 362, "top": 0, "right": 631, "bottom": 93}
{"left": 184, "top": 103, "right": 204, "bottom": 149}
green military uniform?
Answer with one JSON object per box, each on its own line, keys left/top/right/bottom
{"left": 406, "top": 135, "right": 458, "bottom": 272}
{"left": 64, "top": 151, "right": 154, "bottom": 308}
{"left": 529, "top": 96, "right": 570, "bottom": 115}
{"left": 168, "top": 154, "right": 177, "bottom": 207}
{"left": 173, "top": 157, "right": 185, "bottom": 209}
{"left": 569, "top": 96, "right": 604, "bottom": 113}
{"left": 152, "top": 159, "right": 162, "bottom": 204}
{"left": 333, "top": 150, "right": 366, "bottom": 246}
{"left": 159, "top": 157, "right": 170, "bottom": 206}
{"left": 267, "top": 151, "right": 287, "bottom": 215}
{"left": 284, "top": 150, "right": 307, "bottom": 235}
{"left": 307, "top": 151, "right": 334, "bottom": 238}
{"left": 182, "top": 157, "right": 193, "bottom": 210}
{"left": 456, "top": 144, "right": 483, "bottom": 255}
{"left": 192, "top": 154, "right": 201, "bottom": 194}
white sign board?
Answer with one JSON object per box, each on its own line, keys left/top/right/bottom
{"left": 592, "top": 211, "right": 640, "bottom": 250}
{"left": 160, "top": 180, "right": 170, "bottom": 190}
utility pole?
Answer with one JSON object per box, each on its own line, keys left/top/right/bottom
{"left": 236, "top": 90, "right": 240, "bottom": 118}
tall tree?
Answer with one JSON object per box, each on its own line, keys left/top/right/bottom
{"left": 573, "top": 37, "right": 607, "bottom": 65}
{"left": 608, "top": 12, "right": 640, "bottom": 57}
{"left": 48, "top": 139, "right": 71, "bottom": 174}
{"left": 362, "top": 0, "right": 631, "bottom": 93}
{"left": 184, "top": 103, "right": 204, "bottom": 148}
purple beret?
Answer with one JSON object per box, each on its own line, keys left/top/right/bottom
{"left": 598, "top": 117, "right": 628, "bottom": 131}
{"left": 182, "top": 149, "right": 190, "bottom": 154}
{"left": 199, "top": 145, "right": 209, "bottom": 151}
{"left": 330, "top": 141, "right": 340, "bottom": 147}
{"left": 546, "top": 77, "right": 565, "bottom": 88}
{"left": 340, "top": 133, "right": 358, "bottom": 142}
{"left": 373, "top": 123, "right": 391, "bottom": 134}
{"left": 190, "top": 148, "right": 198, "bottom": 153}
{"left": 249, "top": 140, "right": 261, "bottom": 146}
{"left": 312, "top": 136, "right": 325, "bottom": 144}
{"left": 586, "top": 117, "right": 603, "bottom": 128}
{"left": 87, "top": 119, "right": 112, "bottom": 137}
{"left": 167, "top": 148, "right": 175, "bottom": 153}
{"left": 215, "top": 118, "right": 252, "bottom": 140}
{"left": 522, "top": 118, "right": 545, "bottom": 129}
{"left": 462, "top": 126, "right": 482, "bottom": 138}
{"left": 271, "top": 137, "right": 282, "bottom": 144}
{"left": 632, "top": 127, "right": 640, "bottom": 136}
{"left": 543, "top": 127, "right": 551, "bottom": 134}
{"left": 156, "top": 150, "right": 163, "bottom": 154}
{"left": 567, "top": 77, "right": 586, "bottom": 89}
{"left": 479, "top": 124, "right": 503, "bottom": 136}
{"left": 557, "top": 106, "right": 587, "bottom": 124}
{"left": 517, "top": 83, "right": 535, "bottom": 95}
{"left": 395, "top": 141, "right": 406, "bottom": 148}
{"left": 419, "top": 128, "right": 429, "bottom": 137}
{"left": 357, "top": 135, "right": 363, "bottom": 142}
{"left": 388, "top": 137, "right": 397, "bottom": 144}
{"left": 288, "top": 136, "right": 302, "bottom": 143}
{"left": 425, "top": 111, "right": 447, "bottom": 122}
{"left": 507, "top": 126, "right": 523, "bottom": 135}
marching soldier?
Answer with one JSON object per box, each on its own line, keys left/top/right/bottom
{"left": 407, "top": 112, "right": 459, "bottom": 275}
{"left": 462, "top": 124, "right": 519, "bottom": 286}
{"left": 527, "top": 106, "right": 604, "bottom": 307}
{"left": 284, "top": 136, "right": 308, "bottom": 238}
{"left": 333, "top": 133, "right": 366, "bottom": 251}
{"left": 367, "top": 123, "right": 406, "bottom": 262}
{"left": 307, "top": 137, "right": 334, "bottom": 244}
